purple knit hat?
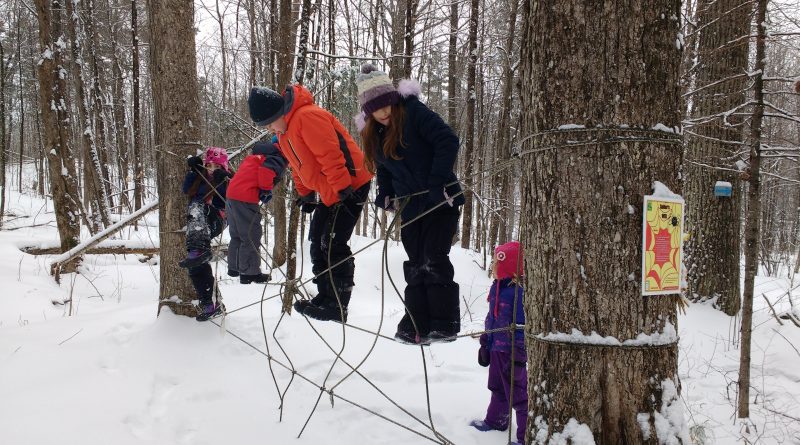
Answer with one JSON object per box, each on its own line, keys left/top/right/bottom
{"left": 356, "top": 63, "right": 400, "bottom": 115}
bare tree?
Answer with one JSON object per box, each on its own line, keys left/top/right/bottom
{"left": 460, "top": 0, "right": 478, "bottom": 249}
{"left": 148, "top": 0, "right": 203, "bottom": 317}
{"left": 131, "top": 0, "right": 143, "bottom": 211}
{"left": 738, "top": 0, "right": 768, "bottom": 420}
{"left": 34, "top": 0, "right": 84, "bottom": 256}
{"left": 519, "top": 0, "right": 686, "bottom": 442}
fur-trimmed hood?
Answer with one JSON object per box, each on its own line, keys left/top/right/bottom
{"left": 354, "top": 78, "right": 422, "bottom": 131}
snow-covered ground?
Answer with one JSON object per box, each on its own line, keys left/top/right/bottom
{"left": 1, "top": 185, "right": 798, "bottom": 445}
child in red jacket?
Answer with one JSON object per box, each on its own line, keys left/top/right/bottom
{"left": 225, "top": 139, "right": 287, "bottom": 284}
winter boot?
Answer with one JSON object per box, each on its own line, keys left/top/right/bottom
{"left": 303, "top": 299, "right": 348, "bottom": 323}
{"left": 179, "top": 250, "right": 212, "bottom": 268}
{"left": 227, "top": 269, "right": 240, "bottom": 277}
{"left": 425, "top": 330, "right": 458, "bottom": 343}
{"left": 293, "top": 293, "right": 327, "bottom": 314}
{"left": 394, "top": 330, "right": 428, "bottom": 345}
{"left": 196, "top": 302, "right": 223, "bottom": 321}
{"left": 240, "top": 272, "right": 270, "bottom": 284}
{"left": 469, "top": 419, "right": 507, "bottom": 432}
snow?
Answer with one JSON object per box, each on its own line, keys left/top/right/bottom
{"left": 557, "top": 124, "right": 586, "bottom": 130}
{"left": 2, "top": 169, "right": 799, "bottom": 445}
{"left": 537, "top": 324, "right": 677, "bottom": 347}
{"left": 651, "top": 181, "right": 683, "bottom": 200}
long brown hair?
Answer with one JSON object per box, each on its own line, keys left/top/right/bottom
{"left": 360, "top": 103, "right": 405, "bottom": 173}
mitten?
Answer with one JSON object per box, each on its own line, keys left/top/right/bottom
{"left": 294, "top": 193, "right": 316, "bottom": 214}
{"left": 212, "top": 168, "right": 228, "bottom": 183}
{"left": 338, "top": 185, "right": 356, "bottom": 203}
{"left": 187, "top": 155, "right": 203, "bottom": 170}
{"left": 427, "top": 186, "right": 453, "bottom": 207}
{"left": 478, "top": 346, "right": 490, "bottom": 367}
{"left": 259, "top": 190, "right": 273, "bottom": 204}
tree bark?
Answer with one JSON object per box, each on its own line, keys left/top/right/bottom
{"left": 447, "top": 0, "right": 458, "bottom": 133}
{"left": 737, "top": 0, "right": 767, "bottom": 420}
{"left": 34, "top": 0, "right": 84, "bottom": 256}
{"left": 520, "top": 0, "right": 686, "bottom": 442}
{"left": 460, "top": 0, "right": 479, "bottom": 250}
{"left": 148, "top": 0, "right": 203, "bottom": 317}
{"left": 684, "top": 0, "right": 750, "bottom": 315}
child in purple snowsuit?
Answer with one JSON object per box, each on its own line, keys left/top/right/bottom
{"left": 471, "top": 241, "right": 527, "bottom": 445}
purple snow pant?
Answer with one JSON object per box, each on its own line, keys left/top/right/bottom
{"left": 485, "top": 350, "right": 528, "bottom": 444}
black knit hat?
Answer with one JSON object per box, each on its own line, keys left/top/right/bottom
{"left": 248, "top": 86, "right": 294, "bottom": 126}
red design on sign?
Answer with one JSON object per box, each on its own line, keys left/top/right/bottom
{"left": 654, "top": 229, "right": 671, "bottom": 267}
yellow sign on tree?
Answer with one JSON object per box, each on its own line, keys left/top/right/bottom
{"left": 642, "top": 195, "right": 685, "bottom": 296}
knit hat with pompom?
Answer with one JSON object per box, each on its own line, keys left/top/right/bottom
{"left": 356, "top": 63, "right": 400, "bottom": 115}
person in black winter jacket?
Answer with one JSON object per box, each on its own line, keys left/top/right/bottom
{"left": 180, "top": 147, "right": 233, "bottom": 321}
{"left": 356, "top": 63, "right": 465, "bottom": 344}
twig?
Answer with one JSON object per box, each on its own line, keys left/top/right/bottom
{"left": 771, "top": 329, "right": 800, "bottom": 357}
{"left": 762, "top": 294, "right": 784, "bottom": 325}
{"left": 58, "top": 328, "right": 83, "bottom": 346}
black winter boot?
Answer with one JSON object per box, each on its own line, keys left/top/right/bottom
{"left": 293, "top": 293, "right": 327, "bottom": 314}
{"left": 240, "top": 273, "right": 271, "bottom": 284}
{"left": 303, "top": 299, "right": 348, "bottom": 323}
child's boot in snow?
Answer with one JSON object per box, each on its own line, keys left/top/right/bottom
{"left": 179, "top": 249, "right": 212, "bottom": 268}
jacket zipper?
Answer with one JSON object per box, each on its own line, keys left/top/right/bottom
{"left": 285, "top": 137, "right": 303, "bottom": 168}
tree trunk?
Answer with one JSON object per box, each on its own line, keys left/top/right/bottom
{"left": 520, "top": 1, "right": 686, "bottom": 442}
{"left": 488, "top": 0, "right": 518, "bottom": 247}
{"left": 131, "top": 0, "right": 143, "bottom": 211}
{"left": 0, "top": 38, "right": 6, "bottom": 225}
{"left": 684, "top": 0, "right": 750, "bottom": 315}
{"left": 215, "top": 0, "right": 229, "bottom": 107}
{"left": 34, "top": 0, "right": 84, "bottom": 256}
{"left": 737, "top": 0, "right": 767, "bottom": 420}
{"left": 108, "top": 0, "right": 131, "bottom": 214}
{"left": 402, "top": 0, "right": 418, "bottom": 78}
{"left": 447, "top": 0, "right": 458, "bottom": 133}
{"left": 82, "top": 0, "right": 113, "bottom": 228}
{"left": 460, "top": 0, "right": 479, "bottom": 250}
{"left": 389, "top": 0, "right": 407, "bottom": 81}
{"left": 148, "top": 0, "right": 203, "bottom": 317}
{"left": 0, "top": 36, "right": 6, "bottom": 223}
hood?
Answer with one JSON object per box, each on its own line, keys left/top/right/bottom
{"left": 283, "top": 84, "right": 315, "bottom": 124}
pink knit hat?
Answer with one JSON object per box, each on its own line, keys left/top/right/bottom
{"left": 494, "top": 241, "right": 523, "bottom": 279}
{"left": 204, "top": 147, "right": 230, "bottom": 172}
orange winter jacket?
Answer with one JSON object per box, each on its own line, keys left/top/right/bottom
{"left": 276, "top": 85, "right": 373, "bottom": 206}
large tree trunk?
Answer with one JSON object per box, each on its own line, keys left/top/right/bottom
{"left": 34, "top": 0, "right": 84, "bottom": 256}
{"left": 737, "top": 0, "right": 767, "bottom": 420}
{"left": 520, "top": 1, "right": 686, "bottom": 442}
{"left": 459, "top": 0, "right": 479, "bottom": 250}
{"left": 684, "top": 0, "right": 750, "bottom": 315}
{"left": 108, "top": 0, "right": 131, "bottom": 214}
{"left": 148, "top": 0, "right": 203, "bottom": 317}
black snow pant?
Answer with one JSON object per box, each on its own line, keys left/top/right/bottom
{"left": 396, "top": 205, "right": 461, "bottom": 338}
{"left": 226, "top": 199, "right": 263, "bottom": 276}
{"left": 186, "top": 202, "right": 225, "bottom": 305}
{"left": 308, "top": 183, "right": 370, "bottom": 309}
{"left": 185, "top": 201, "right": 224, "bottom": 253}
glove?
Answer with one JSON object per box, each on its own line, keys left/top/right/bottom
{"left": 212, "top": 168, "right": 228, "bottom": 183}
{"left": 259, "top": 190, "right": 272, "bottom": 204}
{"left": 338, "top": 185, "right": 356, "bottom": 203}
{"left": 478, "top": 333, "right": 490, "bottom": 367}
{"left": 427, "top": 186, "right": 453, "bottom": 207}
{"left": 478, "top": 346, "right": 490, "bottom": 367}
{"left": 295, "top": 193, "right": 316, "bottom": 214}
{"left": 187, "top": 155, "right": 203, "bottom": 170}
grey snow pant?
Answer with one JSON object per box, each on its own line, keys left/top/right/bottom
{"left": 226, "top": 199, "right": 263, "bottom": 276}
